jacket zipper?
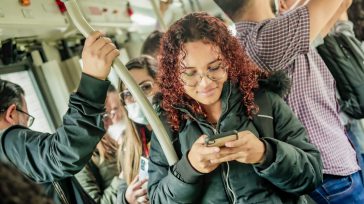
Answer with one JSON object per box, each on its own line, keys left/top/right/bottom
{"left": 221, "top": 163, "right": 234, "bottom": 203}
{"left": 176, "top": 110, "right": 236, "bottom": 203}
{"left": 216, "top": 82, "right": 232, "bottom": 132}
{"left": 216, "top": 84, "right": 235, "bottom": 203}
{"left": 175, "top": 83, "right": 235, "bottom": 202}
{"left": 53, "top": 181, "right": 70, "bottom": 204}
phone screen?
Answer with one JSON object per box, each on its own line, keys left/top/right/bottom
{"left": 139, "top": 156, "right": 149, "bottom": 189}
{"left": 205, "top": 130, "right": 239, "bottom": 147}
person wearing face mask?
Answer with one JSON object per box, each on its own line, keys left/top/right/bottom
{"left": 104, "top": 85, "right": 127, "bottom": 143}
{"left": 76, "top": 84, "right": 125, "bottom": 204}
{"left": 116, "top": 56, "right": 158, "bottom": 204}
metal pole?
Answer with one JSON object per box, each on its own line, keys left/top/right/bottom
{"left": 61, "top": 0, "right": 178, "bottom": 165}
{"left": 195, "top": 0, "right": 203, "bottom": 11}
{"left": 150, "top": 0, "right": 167, "bottom": 32}
{"left": 178, "top": 0, "right": 188, "bottom": 15}
{"left": 188, "top": 0, "right": 196, "bottom": 12}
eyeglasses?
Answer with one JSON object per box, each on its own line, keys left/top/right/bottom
{"left": 120, "top": 81, "right": 154, "bottom": 104}
{"left": 180, "top": 62, "right": 227, "bottom": 87}
{"left": 0, "top": 106, "right": 35, "bottom": 127}
{"left": 16, "top": 108, "right": 35, "bottom": 127}
{"left": 102, "top": 108, "right": 118, "bottom": 122}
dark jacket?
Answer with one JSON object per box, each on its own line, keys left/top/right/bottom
{"left": 148, "top": 81, "right": 323, "bottom": 204}
{"left": 0, "top": 74, "right": 110, "bottom": 204}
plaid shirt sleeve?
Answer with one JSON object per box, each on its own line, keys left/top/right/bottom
{"left": 242, "top": 6, "right": 310, "bottom": 71}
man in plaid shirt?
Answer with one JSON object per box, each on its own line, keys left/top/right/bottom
{"left": 215, "top": 0, "right": 364, "bottom": 203}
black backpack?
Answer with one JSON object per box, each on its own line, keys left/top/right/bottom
{"left": 317, "top": 33, "right": 364, "bottom": 119}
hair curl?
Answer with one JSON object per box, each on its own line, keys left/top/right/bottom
{"left": 158, "top": 12, "right": 267, "bottom": 131}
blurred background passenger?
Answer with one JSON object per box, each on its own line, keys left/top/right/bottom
{"left": 141, "top": 30, "right": 164, "bottom": 62}
{"left": 104, "top": 85, "right": 127, "bottom": 144}
{"left": 76, "top": 84, "right": 124, "bottom": 204}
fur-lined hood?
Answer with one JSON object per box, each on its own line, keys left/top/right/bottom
{"left": 258, "top": 70, "right": 291, "bottom": 98}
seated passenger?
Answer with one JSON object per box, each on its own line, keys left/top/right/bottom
{"left": 148, "top": 13, "right": 323, "bottom": 203}
{"left": 116, "top": 56, "right": 158, "bottom": 204}
{"left": 76, "top": 84, "right": 123, "bottom": 204}
{"left": 0, "top": 31, "right": 120, "bottom": 204}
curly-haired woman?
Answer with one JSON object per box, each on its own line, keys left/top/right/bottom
{"left": 147, "top": 12, "right": 323, "bottom": 204}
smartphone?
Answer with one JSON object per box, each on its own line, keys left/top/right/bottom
{"left": 139, "top": 156, "right": 149, "bottom": 180}
{"left": 139, "top": 156, "right": 149, "bottom": 189}
{"left": 205, "top": 130, "right": 239, "bottom": 147}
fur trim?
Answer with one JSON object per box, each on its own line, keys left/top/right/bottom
{"left": 259, "top": 70, "right": 291, "bottom": 97}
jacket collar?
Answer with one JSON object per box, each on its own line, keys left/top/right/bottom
{"left": 0, "top": 125, "right": 28, "bottom": 164}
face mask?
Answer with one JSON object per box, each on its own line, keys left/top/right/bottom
{"left": 125, "top": 96, "right": 153, "bottom": 125}
{"left": 107, "top": 120, "right": 126, "bottom": 141}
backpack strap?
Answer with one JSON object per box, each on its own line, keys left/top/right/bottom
{"left": 252, "top": 91, "right": 274, "bottom": 138}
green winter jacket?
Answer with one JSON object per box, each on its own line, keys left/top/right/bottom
{"left": 76, "top": 152, "right": 120, "bottom": 204}
{"left": 0, "top": 74, "right": 110, "bottom": 204}
{"left": 148, "top": 81, "right": 323, "bottom": 204}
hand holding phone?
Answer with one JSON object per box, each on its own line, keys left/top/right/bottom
{"left": 205, "top": 130, "right": 239, "bottom": 147}
{"left": 210, "top": 130, "right": 266, "bottom": 164}
{"left": 188, "top": 135, "right": 221, "bottom": 174}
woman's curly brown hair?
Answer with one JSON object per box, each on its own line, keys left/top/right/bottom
{"left": 158, "top": 12, "right": 267, "bottom": 131}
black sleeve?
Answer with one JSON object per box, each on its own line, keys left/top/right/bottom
{"left": 253, "top": 92, "right": 323, "bottom": 195}
{"left": 1, "top": 73, "right": 110, "bottom": 183}
{"left": 148, "top": 132, "right": 203, "bottom": 204}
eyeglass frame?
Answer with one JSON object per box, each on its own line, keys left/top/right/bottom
{"left": 0, "top": 106, "right": 35, "bottom": 127}
{"left": 16, "top": 108, "right": 35, "bottom": 127}
{"left": 119, "top": 81, "right": 155, "bottom": 104}
{"left": 179, "top": 62, "right": 228, "bottom": 87}
{"left": 102, "top": 108, "right": 119, "bottom": 122}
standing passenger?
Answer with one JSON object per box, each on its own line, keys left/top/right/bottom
{"left": 148, "top": 12, "right": 322, "bottom": 203}
{"left": 117, "top": 56, "right": 158, "bottom": 204}
{"left": 0, "top": 31, "right": 120, "bottom": 204}
{"left": 141, "top": 31, "right": 164, "bottom": 60}
{"left": 214, "top": 0, "right": 364, "bottom": 202}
